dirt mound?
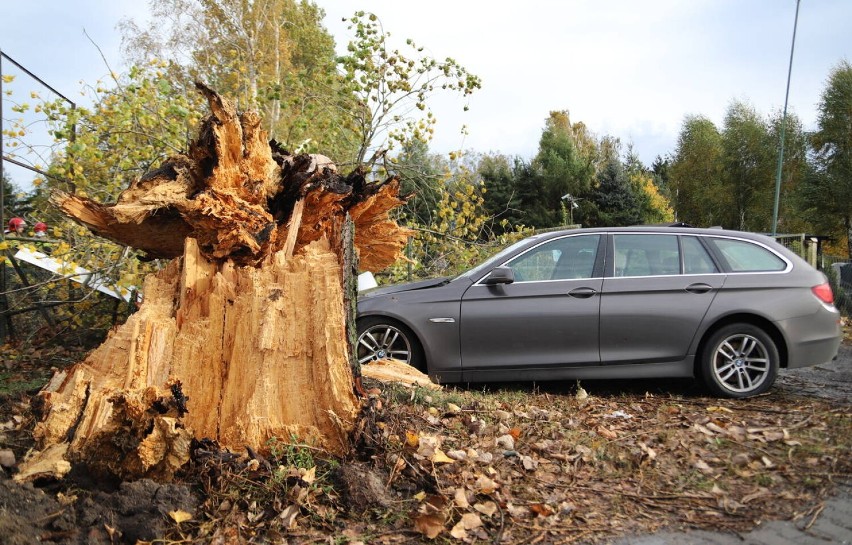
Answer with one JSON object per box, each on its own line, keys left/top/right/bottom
{"left": 0, "top": 475, "right": 198, "bottom": 544}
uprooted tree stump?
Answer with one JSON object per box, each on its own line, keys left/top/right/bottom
{"left": 16, "top": 83, "right": 411, "bottom": 482}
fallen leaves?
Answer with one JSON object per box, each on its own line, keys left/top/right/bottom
{"left": 495, "top": 434, "right": 515, "bottom": 450}
{"left": 431, "top": 449, "right": 456, "bottom": 464}
{"left": 4, "top": 361, "right": 848, "bottom": 545}
{"left": 473, "top": 500, "right": 498, "bottom": 516}
{"left": 596, "top": 425, "right": 618, "bottom": 439}
{"left": 413, "top": 494, "right": 450, "bottom": 539}
{"left": 474, "top": 474, "right": 500, "bottom": 494}
{"left": 453, "top": 487, "right": 470, "bottom": 508}
{"left": 168, "top": 509, "right": 193, "bottom": 523}
{"left": 361, "top": 380, "right": 850, "bottom": 544}
{"left": 529, "top": 503, "right": 554, "bottom": 517}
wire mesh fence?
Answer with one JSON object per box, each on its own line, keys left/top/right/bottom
{"left": 774, "top": 234, "right": 812, "bottom": 265}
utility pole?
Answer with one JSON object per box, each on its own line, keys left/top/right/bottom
{"left": 771, "top": 0, "right": 801, "bottom": 236}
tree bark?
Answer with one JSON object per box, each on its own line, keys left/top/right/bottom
{"left": 17, "top": 83, "right": 411, "bottom": 482}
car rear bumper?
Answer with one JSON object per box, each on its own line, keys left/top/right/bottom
{"left": 778, "top": 307, "right": 842, "bottom": 369}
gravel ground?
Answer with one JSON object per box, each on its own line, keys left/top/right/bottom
{"left": 775, "top": 343, "right": 852, "bottom": 402}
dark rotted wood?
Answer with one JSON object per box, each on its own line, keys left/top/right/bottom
{"left": 341, "top": 214, "right": 362, "bottom": 389}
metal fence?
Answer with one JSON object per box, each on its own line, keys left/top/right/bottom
{"left": 1, "top": 50, "right": 76, "bottom": 344}
{"left": 774, "top": 234, "right": 815, "bottom": 266}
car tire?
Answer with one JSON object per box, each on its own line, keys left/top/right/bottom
{"left": 700, "top": 323, "right": 779, "bottom": 398}
{"left": 356, "top": 317, "right": 426, "bottom": 372}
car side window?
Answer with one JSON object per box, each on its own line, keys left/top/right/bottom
{"left": 506, "top": 235, "right": 600, "bottom": 281}
{"left": 709, "top": 238, "right": 787, "bottom": 272}
{"left": 682, "top": 236, "right": 718, "bottom": 274}
{"left": 614, "top": 234, "right": 679, "bottom": 277}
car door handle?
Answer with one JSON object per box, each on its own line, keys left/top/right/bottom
{"left": 568, "top": 287, "right": 597, "bottom": 298}
{"left": 685, "top": 283, "right": 713, "bottom": 294}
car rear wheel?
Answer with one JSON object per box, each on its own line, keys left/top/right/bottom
{"left": 700, "top": 323, "right": 779, "bottom": 398}
{"left": 356, "top": 317, "right": 425, "bottom": 372}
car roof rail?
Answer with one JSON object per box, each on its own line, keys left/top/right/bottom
{"left": 641, "top": 222, "right": 695, "bottom": 228}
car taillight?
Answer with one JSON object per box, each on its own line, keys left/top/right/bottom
{"left": 812, "top": 282, "right": 835, "bottom": 305}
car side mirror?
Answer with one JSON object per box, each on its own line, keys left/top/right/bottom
{"left": 483, "top": 266, "right": 515, "bottom": 285}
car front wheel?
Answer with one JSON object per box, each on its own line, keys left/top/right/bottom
{"left": 700, "top": 323, "right": 779, "bottom": 398}
{"left": 356, "top": 317, "right": 425, "bottom": 372}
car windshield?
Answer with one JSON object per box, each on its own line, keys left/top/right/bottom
{"left": 454, "top": 236, "right": 543, "bottom": 281}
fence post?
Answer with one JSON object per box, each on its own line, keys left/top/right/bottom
{"left": 807, "top": 237, "right": 817, "bottom": 268}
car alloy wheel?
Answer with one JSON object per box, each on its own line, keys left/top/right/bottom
{"left": 357, "top": 323, "right": 413, "bottom": 365}
{"left": 702, "top": 323, "right": 779, "bottom": 398}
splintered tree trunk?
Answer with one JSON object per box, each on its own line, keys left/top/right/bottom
{"left": 16, "top": 84, "right": 411, "bottom": 482}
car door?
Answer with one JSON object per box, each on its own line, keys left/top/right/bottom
{"left": 599, "top": 234, "right": 725, "bottom": 364}
{"left": 459, "top": 233, "right": 603, "bottom": 373}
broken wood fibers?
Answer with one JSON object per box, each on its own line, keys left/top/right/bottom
{"left": 17, "top": 83, "right": 411, "bottom": 482}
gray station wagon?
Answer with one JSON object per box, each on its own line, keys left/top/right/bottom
{"left": 356, "top": 226, "right": 842, "bottom": 398}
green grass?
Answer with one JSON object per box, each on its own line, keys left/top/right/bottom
{"left": 0, "top": 370, "right": 51, "bottom": 396}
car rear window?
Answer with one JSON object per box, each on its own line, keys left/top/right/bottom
{"left": 708, "top": 238, "right": 787, "bottom": 272}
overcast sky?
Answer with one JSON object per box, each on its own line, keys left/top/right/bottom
{"left": 2, "top": 0, "right": 851, "bottom": 190}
